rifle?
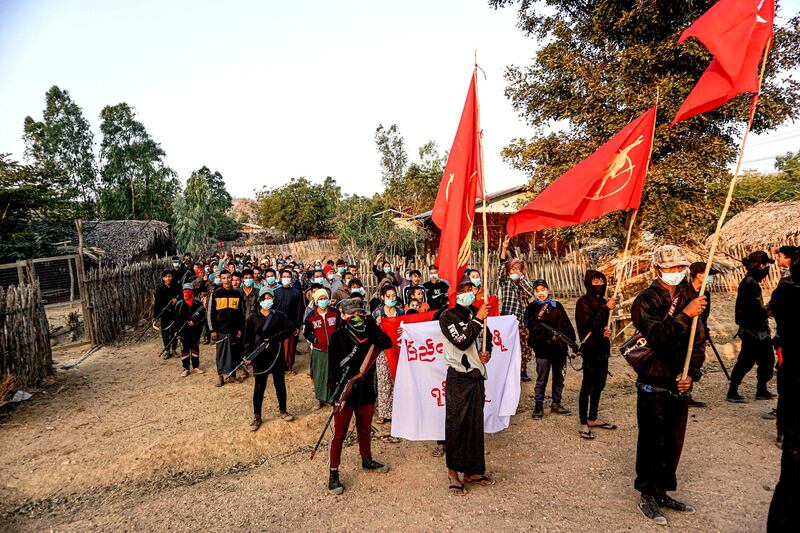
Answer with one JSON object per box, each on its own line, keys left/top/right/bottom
{"left": 224, "top": 339, "right": 273, "bottom": 379}
{"left": 704, "top": 326, "right": 730, "bottom": 381}
{"left": 157, "top": 304, "right": 205, "bottom": 358}
{"left": 310, "top": 344, "right": 377, "bottom": 460}
{"left": 136, "top": 295, "right": 178, "bottom": 343}
{"left": 537, "top": 322, "right": 586, "bottom": 371}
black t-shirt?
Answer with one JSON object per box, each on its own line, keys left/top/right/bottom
{"left": 424, "top": 280, "right": 449, "bottom": 310}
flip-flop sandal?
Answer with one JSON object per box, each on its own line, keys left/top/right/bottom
{"left": 588, "top": 421, "right": 617, "bottom": 430}
{"left": 431, "top": 445, "right": 445, "bottom": 457}
{"left": 464, "top": 475, "right": 495, "bottom": 486}
{"left": 448, "top": 481, "right": 467, "bottom": 496}
{"left": 579, "top": 429, "right": 595, "bottom": 440}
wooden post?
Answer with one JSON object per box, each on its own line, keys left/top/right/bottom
{"left": 75, "top": 219, "right": 96, "bottom": 345}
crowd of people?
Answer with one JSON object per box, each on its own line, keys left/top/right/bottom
{"left": 147, "top": 241, "right": 799, "bottom": 529}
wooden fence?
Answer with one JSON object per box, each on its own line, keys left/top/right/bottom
{"left": 0, "top": 281, "right": 53, "bottom": 389}
{"left": 84, "top": 257, "right": 172, "bottom": 345}
{"left": 712, "top": 242, "right": 796, "bottom": 294}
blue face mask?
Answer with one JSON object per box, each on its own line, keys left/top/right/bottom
{"left": 706, "top": 275, "right": 714, "bottom": 285}
{"left": 260, "top": 299, "right": 273, "bottom": 310}
{"left": 510, "top": 273, "right": 521, "bottom": 281}
{"left": 213, "top": 278, "right": 222, "bottom": 286}
{"left": 317, "top": 299, "right": 330, "bottom": 309}
{"left": 243, "top": 279, "right": 254, "bottom": 287}
{"left": 350, "top": 287, "right": 365, "bottom": 295}
{"left": 470, "top": 278, "right": 481, "bottom": 287}
{"left": 312, "top": 277, "right": 323, "bottom": 285}
{"left": 384, "top": 298, "right": 397, "bottom": 307}
{"left": 281, "top": 277, "right": 292, "bottom": 286}
{"left": 266, "top": 276, "right": 276, "bottom": 285}
{"left": 456, "top": 291, "right": 476, "bottom": 307}
{"left": 383, "top": 267, "right": 392, "bottom": 274}
{"left": 337, "top": 267, "right": 346, "bottom": 274}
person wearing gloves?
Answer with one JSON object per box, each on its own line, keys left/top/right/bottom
{"left": 303, "top": 288, "right": 340, "bottom": 409}
{"left": 243, "top": 287, "right": 296, "bottom": 431}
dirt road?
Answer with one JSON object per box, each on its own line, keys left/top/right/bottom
{"left": 0, "top": 294, "right": 782, "bottom": 532}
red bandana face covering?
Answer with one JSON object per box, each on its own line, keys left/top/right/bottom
{"left": 183, "top": 289, "right": 194, "bottom": 305}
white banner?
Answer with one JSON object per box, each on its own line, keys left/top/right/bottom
{"left": 390, "top": 315, "right": 522, "bottom": 441}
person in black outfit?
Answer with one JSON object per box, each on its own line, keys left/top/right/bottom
{"left": 207, "top": 270, "right": 245, "bottom": 387}
{"left": 326, "top": 298, "right": 393, "bottom": 495}
{"left": 174, "top": 283, "right": 205, "bottom": 377}
{"left": 630, "top": 245, "right": 706, "bottom": 526}
{"left": 767, "top": 251, "right": 800, "bottom": 532}
{"left": 424, "top": 264, "right": 450, "bottom": 311}
{"left": 153, "top": 270, "right": 180, "bottom": 359}
{"left": 244, "top": 287, "right": 296, "bottom": 432}
{"left": 575, "top": 270, "right": 617, "bottom": 439}
{"left": 727, "top": 251, "right": 776, "bottom": 403}
{"left": 686, "top": 261, "right": 719, "bottom": 408}
{"left": 274, "top": 269, "right": 304, "bottom": 374}
{"left": 525, "top": 279, "right": 576, "bottom": 419}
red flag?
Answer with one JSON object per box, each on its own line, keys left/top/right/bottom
{"left": 379, "top": 311, "right": 437, "bottom": 380}
{"left": 507, "top": 106, "right": 656, "bottom": 237}
{"left": 672, "top": 0, "right": 774, "bottom": 125}
{"left": 431, "top": 71, "right": 484, "bottom": 300}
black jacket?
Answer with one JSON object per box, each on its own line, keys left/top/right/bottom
{"left": 208, "top": 287, "right": 244, "bottom": 335}
{"left": 243, "top": 309, "right": 295, "bottom": 372}
{"left": 524, "top": 299, "right": 576, "bottom": 360}
{"left": 631, "top": 280, "right": 706, "bottom": 386}
{"left": 735, "top": 274, "right": 770, "bottom": 335}
{"left": 273, "top": 286, "right": 304, "bottom": 328}
{"left": 575, "top": 270, "right": 611, "bottom": 361}
{"left": 769, "top": 279, "right": 800, "bottom": 364}
{"left": 327, "top": 316, "right": 392, "bottom": 407}
{"left": 153, "top": 283, "right": 180, "bottom": 322}
{"left": 174, "top": 298, "right": 204, "bottom": 340}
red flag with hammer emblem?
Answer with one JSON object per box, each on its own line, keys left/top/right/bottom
{"left": 431, "top": 70, "right": 485, "bottom": 301}
{"left": 507, "top": 105, "right": 656, "bottom": 237}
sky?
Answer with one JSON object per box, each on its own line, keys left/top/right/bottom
{"left": 1, "top": 0, "right": 798, "bottom": 201}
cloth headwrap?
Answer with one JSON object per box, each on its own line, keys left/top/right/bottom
{"left": 312, "top": 288, "right": 329, "bottom": 302}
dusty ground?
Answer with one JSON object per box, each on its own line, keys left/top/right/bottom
{"left": 0, "top": 294, "right": 783, "bottom": 532}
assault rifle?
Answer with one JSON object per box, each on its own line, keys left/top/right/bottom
{"left": 157, "top": 304, "right": 205, "bottom": 358}
{"left": 537, "top": 322, "right": 585, "bottom": 371}
{"left": 136, "top": 295, "right": 178, "bottom": 343}
{"left": 225, "top": 339, "right": 273, "bottom": 379}
{"left": 310, "top": 344, "right": 377, "bottom": 460}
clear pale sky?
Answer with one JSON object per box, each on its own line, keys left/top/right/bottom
{"left": 1, "top": 0, "right": 798, "bottom": 200}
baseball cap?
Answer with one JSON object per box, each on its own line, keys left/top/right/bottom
{"left": 652, "top": 245, "right": 691, "bottom": 268}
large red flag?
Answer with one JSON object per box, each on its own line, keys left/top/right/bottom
{"left": 672, "top": 0, "right": 774, "bottom": 125}
{"left": 431, "top": 70, "right": 485, "bottom": 299}
{"left": 507, "top": 106, "right": 656, "bottom": 237}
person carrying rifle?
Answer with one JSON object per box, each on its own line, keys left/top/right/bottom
{"left": 325, "top": 298, "right": 393, "bottom": 495}
{"left": 153, "top": 270, "right": 180, "bottom": 359}
{"left": 440, "top": 279, "right": 494, "bottom": 496}
{"left": 174, "top": 283, "right": 205, "bottom": 377}
{"left": 525, "top": 278, "right": 576, "bottom": 419}
{"left": 243, "top": 287, "right": 296, "bottom": 432}
{"left": 575, "top": 270, "right": 616, "bottom": 439}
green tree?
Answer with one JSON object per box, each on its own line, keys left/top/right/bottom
{"left": 734, "top": 150, "right": 800, "bottom": 207}
{"left": 23, "top": 86, "right": 98, "bottom": 218}
{"left": 98, "top": 103, "right": 179, "bottom": 221}
{"left": 256, "top": 177, "right": 340, "bottom": 239}
{"left": 375, "top": 124, "right": 408, "bottom": 188}
{"left": 173, "top": 166, "right": 236, "bottom": 255}
{"left": 0, "top": 154, "right": 74, "bottom": 261}
{"left": 490, "top": 0, "right": 800, "bottom": 241}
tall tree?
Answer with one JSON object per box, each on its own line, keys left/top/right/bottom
{"left": 172, "top": 166, "right": 236, "bottom": 256}
{"left": 256, "top": 177, "right": 340, "bottom": 239}
{"left": 490, "top": 0, "right": 800, "bottom": 241}
{"left": 98, "top": 103, "right": 179, "bottom": 222}
{"left": 23, "top": 86, "right": 98, "bottom": 218}
{"left": 0, "top": 154, "right": 74, "bottom": 261}
{"left": 375, "top": 124, "right": 409, "bottom": 188}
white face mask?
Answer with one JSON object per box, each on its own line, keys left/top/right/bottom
{"left": 660, "top": 269, "right": 686, "bottom": 286}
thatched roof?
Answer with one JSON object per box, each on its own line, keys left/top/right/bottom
{"left": 713, "top": 201, "right": 800, "bottom": 253}
{"left": 82, "top": 220, "right": 174, "bottom": 266}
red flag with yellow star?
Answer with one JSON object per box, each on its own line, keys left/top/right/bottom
{"left": 431, "top": 70, "right": 485, "bottom": 302}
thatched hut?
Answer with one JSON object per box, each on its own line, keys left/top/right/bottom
{"left": 713, "top": 200, "right": 800, "bottom": 254}
{"left": 82, "top": 220, "right": 175, "bottom": 266}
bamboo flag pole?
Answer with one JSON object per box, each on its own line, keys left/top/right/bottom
{"left": 681, "top": 37, "right": 773, "bottom": 380}
{"left": 606, "top": 90, "right": 659, "bottom": 331}
{"left": 474, "top": 52, "right": 491, "bottom": 354}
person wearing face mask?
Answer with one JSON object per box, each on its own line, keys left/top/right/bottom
{"left": 727, "top": 251, "right": 777, "bottom": 403}
{"left": 304, "top": 289, "right": 340, "bottom": 409}
{"left": 575, "top": 270, "right": 616, "bottom": 439}
{"left": 525, "top": 279, "right": 576, "bottom": 419}
{"left": 499, "top": 235, "right": 535, "bottom": 382}
{"left": 424, "top": 264, "right": 450, "bottom": 311}
{"left": 174, "top": 283, "right": 205, "bottom": 377}
{"left": 439, "top": 279, "right": 494, "bottom": 495}
{"left": 372, "top": 285, "right": 405, "bottom": 424}
{"left": 207, "top": 270, "right": 246, "bottom": 387}
{"left": 332, "top": 272, "right": 354, "bottom": 303}
{"left": 322, "top": 265, "right": 344, "bottom": 296}
{"left": 630, "top": 245, "right": 707, "bottom": 525}
{"left": 240, "top": 269, "right": 259, "bottom": 322}
{"left": 326, "top": 298, "right": 393, "bottom": 495}
{"left": 348, "top": 279, "right": 366, "bottom": 300}
{"left": 372, "top": 253, "right": 402, "bottom": 285}
{"left": 467, "top": 268, "right": 499, "bottom": 318}
{"left": 171, "top": 256, "right": 187, "bottom": 284}
{"left": 244, "top": 287, "right": 296, "bottom": 431}
{"left": 273, "top": 269, "right": 304, "bottom": 375}
{"left": 263, "top": 268, "right": 279, "bottom": 291}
